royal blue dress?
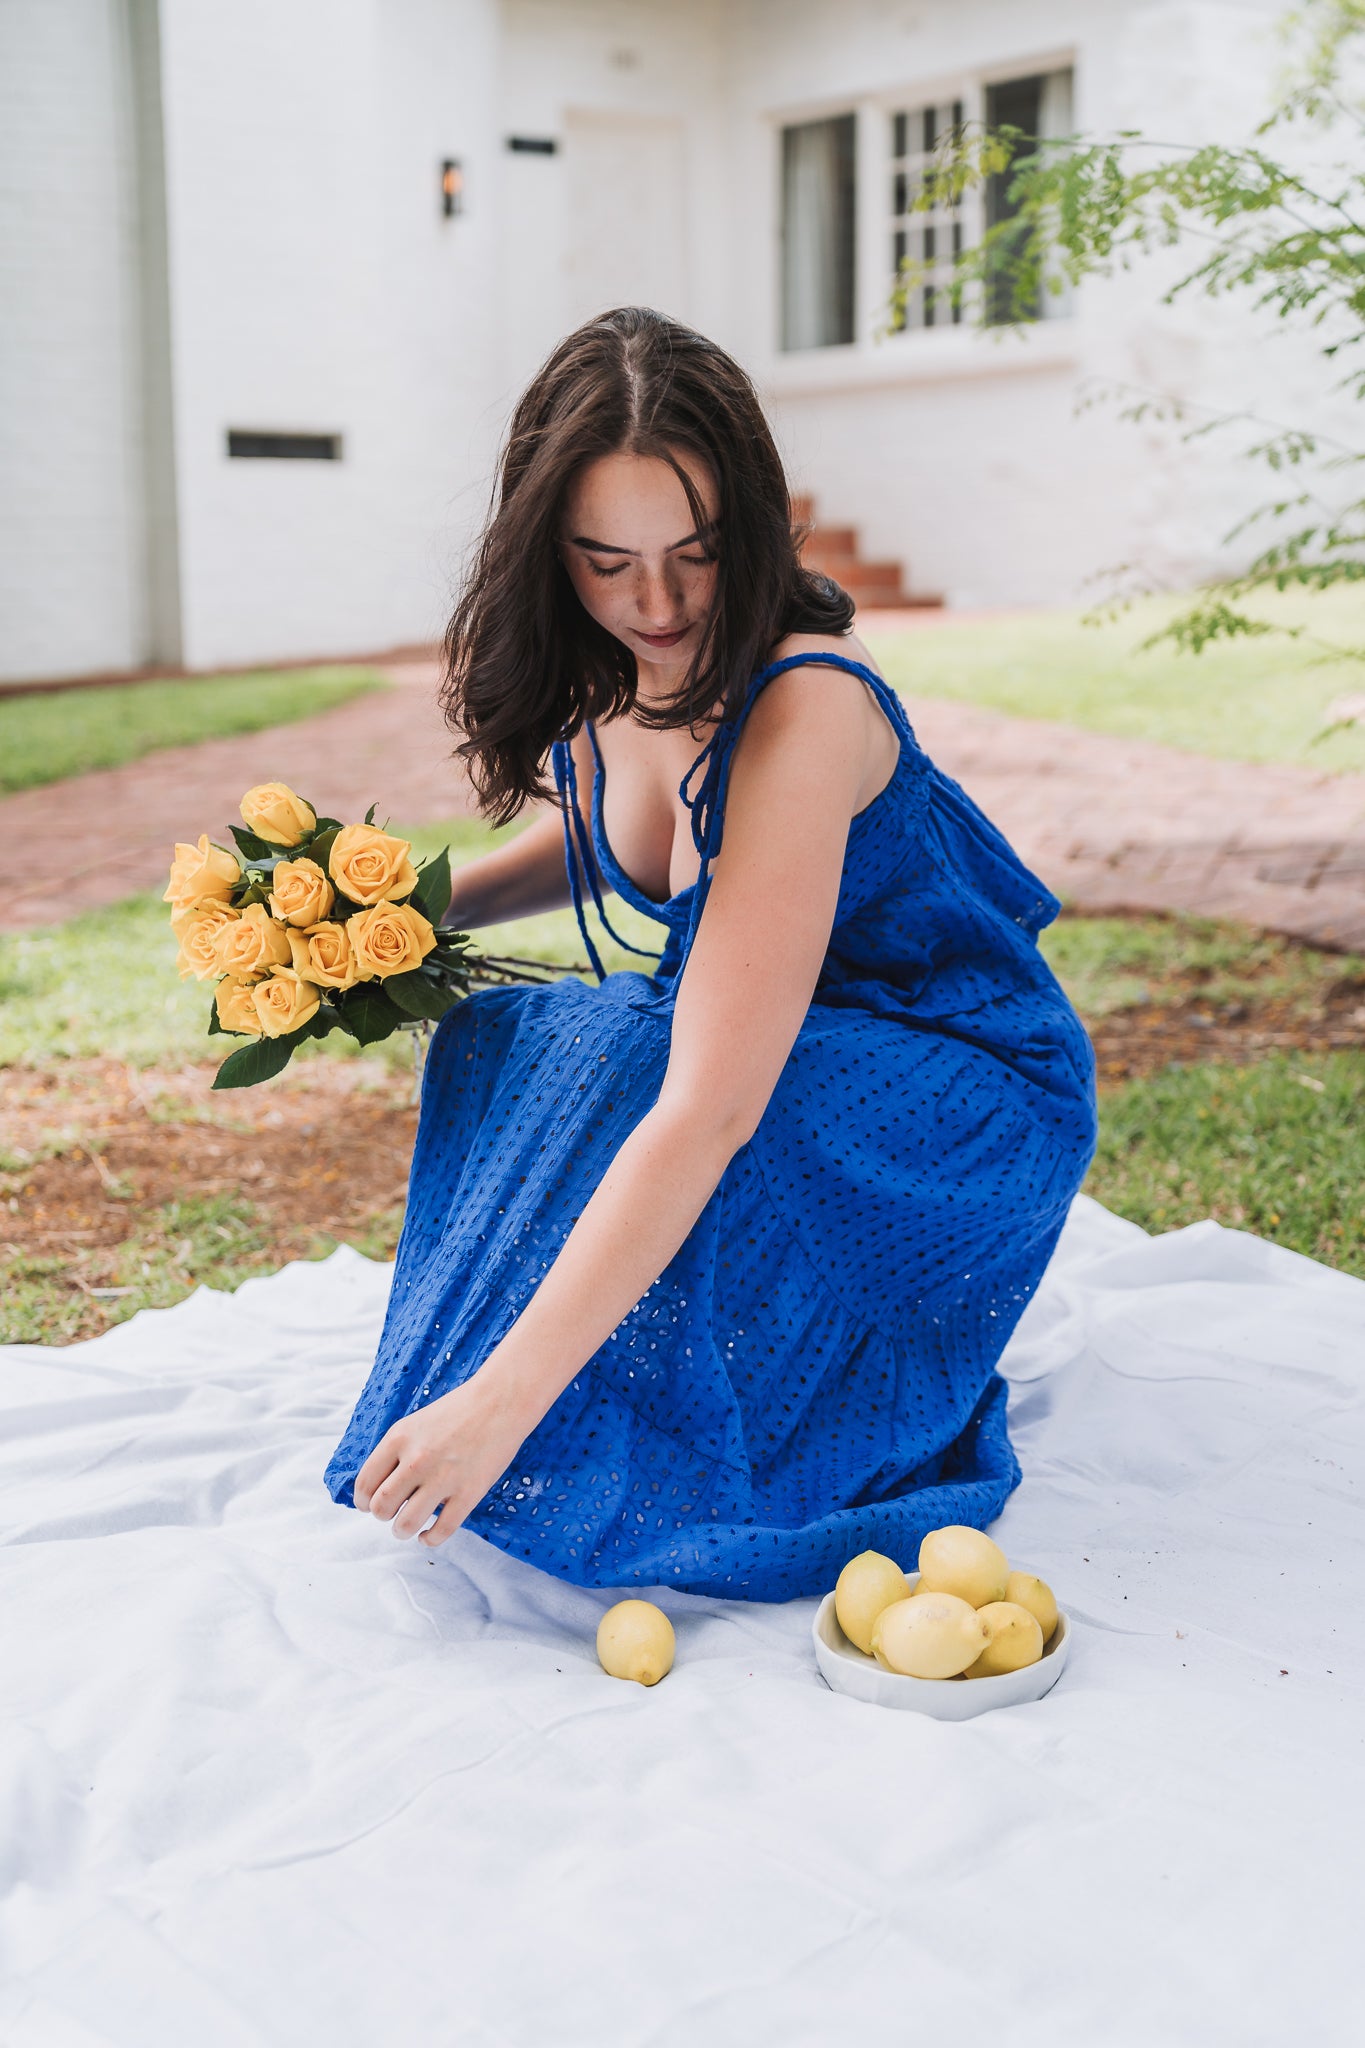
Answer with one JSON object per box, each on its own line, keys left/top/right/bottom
{"left": 324, "top": 652, "right": 1097, "bottom": 1599}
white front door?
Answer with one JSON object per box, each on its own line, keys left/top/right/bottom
{"left": 562, "top": 112, "right": 690, "bottom": 329}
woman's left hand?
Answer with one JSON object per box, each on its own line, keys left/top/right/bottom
{"left": 354, "top": 1375, "right": 532, "bottom": 1548}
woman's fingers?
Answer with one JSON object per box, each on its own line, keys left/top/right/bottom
{"left": 392, "top": 1483, "right": 446, "bottom": 1541}
{"left": 418, "top": 1498, "right": 461, "bottom": 1549}
{"left": 353, "top": 1441, "right": 400, "bottom": 1512}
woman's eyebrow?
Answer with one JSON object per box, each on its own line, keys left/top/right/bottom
{"left": 568, "top": 522, "right": 718, "bottom": 556}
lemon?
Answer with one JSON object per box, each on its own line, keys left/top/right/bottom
{"left": 1005, "top": 1570, "right": 1059, "bottom": 1646}
{"left": 596, "top": 1599, "right": 675, "bottom": 1686}
{"left": 916, "top": 1525, "right": 1010, "bottom": 1608}
{"left": 834, "top": 1549, "right": 913, "bottom": 1655}
{"left": 870, "top": 1592, "right": 989, "bottom": 1679}
{"left": 962, "top": 1600, "right": 1044, "bottom": 1678}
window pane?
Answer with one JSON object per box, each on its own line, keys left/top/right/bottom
{"left": 983, "top": 71, "right": 1059, "bottom": 324}
{"left": 780, "top": 113, "right": 856, "bottom": 350}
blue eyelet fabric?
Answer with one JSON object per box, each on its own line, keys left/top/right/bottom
{"left": 324, "top": 652, "right": 1098, "bottom": 1599}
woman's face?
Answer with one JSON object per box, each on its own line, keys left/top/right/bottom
{"left": 557, "top": 448, "right": 719, "bottom": 690}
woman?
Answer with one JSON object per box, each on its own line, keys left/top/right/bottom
{"left": 323, "top": 306, "right": 1097, "bottom": 1600}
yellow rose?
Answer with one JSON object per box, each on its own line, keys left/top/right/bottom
{"left": 329, "top": 823, "right": 419, "bottom": 907}
{"left": 240, "top": 782, "right": 316, "bottom": 847}
{"left": 215, "top": 977, "right": 264, "bottom": 1036}
{"left": 288, "top": 919, "right": 364, "bottom": 990}
{"left": 268, "top": 857, "right": 335, "bottom": 927}
{"left": 347, "top": 900, "right": 437, "bottom": 979}
{"left": 252, "top": 968, "right": 322, "bottom": 1038}
{"left": 163, "top": 834, "right": 240, "bottom": 912}
{"left": 175, "top": 904, "right": 240, "bottom": 981}
{"left": 213, "top": 901, "right": 293, "bottom": 979}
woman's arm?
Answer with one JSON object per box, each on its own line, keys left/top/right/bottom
{"left": 444, "top": 808, "right": 571, "bottom": 927}
{"left": 443, "top": 727, "right": 597, "bottom": 927}
{"left": 355, "top": 665, "right": 883, "bottom": 1542}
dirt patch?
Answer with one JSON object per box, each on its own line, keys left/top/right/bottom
{"left": 2, "top": 1058, "right": 418, "bottom": 1340}
{"left": 1087, "top": 965, "right": 1365, "bottom": 1081}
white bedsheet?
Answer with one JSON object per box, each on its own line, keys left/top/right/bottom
{"left": 2, "top": 1194, "right": 1362, "bottom": 2048}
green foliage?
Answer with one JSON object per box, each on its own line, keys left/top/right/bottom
{"left": 890, "top": 0, "right": 1365, "bottom": 682}
{"left": 1085, "top": 1049, "right": 1365, "bottom": 1274}
{"left": 0, "top": 667, "right": 386, "bottom": 795}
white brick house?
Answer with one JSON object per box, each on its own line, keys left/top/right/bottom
{"left": 0, "top": 0, "right": 1311, "bottom": 682}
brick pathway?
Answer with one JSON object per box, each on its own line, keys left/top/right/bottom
{"left": 0, "top": 665, "right": 476, "bottom": 932}
{"left": 3, "top": 642, "right": 1365, "bottom": 950}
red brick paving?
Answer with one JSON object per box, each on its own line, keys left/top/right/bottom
{"left": 3, "top": 636, "right": 1365, "bottom": 951}
{"left": 0, "top": 664, "right": 477, "bottom": 931}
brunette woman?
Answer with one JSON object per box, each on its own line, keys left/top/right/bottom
{"left": 324, "top": 306, "right": 1097, "bottom": 1599}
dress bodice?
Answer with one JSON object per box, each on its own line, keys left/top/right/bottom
{"left": 552, "top": 649, "right": 1071, "bottom": 1041}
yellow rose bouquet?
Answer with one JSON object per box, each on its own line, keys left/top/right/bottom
{"left": 165, "top": 782, "right": 560, "bottom": 1089}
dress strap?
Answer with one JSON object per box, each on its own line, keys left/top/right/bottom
{"left": 551, "top": 735, "right": 658, "bottom": 983}
{"left": 551, "top": 738, "right": 608, "bottom": 983}
{"left": 671, "top": 649, "right": 913, "bottom": 973}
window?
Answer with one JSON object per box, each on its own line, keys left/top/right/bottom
{"left": 886, "top": 65, "right": 1073, "bottom": 337}
{"left": 888, "top": 99, "right": 964, "bottom": 331}
{"left": 779, "top": 113, "right": 856, "bottom": 351}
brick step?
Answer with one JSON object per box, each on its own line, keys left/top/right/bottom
{"left": 802, "top": 550, "right": 905, "bottom": 592}
{"left": 790, "top": 488, "right": 940, "bottom": 609}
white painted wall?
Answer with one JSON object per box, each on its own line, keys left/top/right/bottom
{"left": 0, "top": 0, "right": 149, "bottom": 679}
{"left": 156, "top": 0, "right": 503, "bottom": 671}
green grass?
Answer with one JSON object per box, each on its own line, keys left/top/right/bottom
{"left": 0, "top": 665, "right": 387, "bottom": 794}
{"left": 1038, "top": 912, "right": 1362, "bottom": 1019}
{"left": 1, "top": 1188, "right": 412, "bottom": 1346}
{"left": 1086, "top": 1050, "right": 1365, "bottom": 1273}
{"left": 0, "top": 815, "right": 664, "bottom": 1071}
{"left": 863, "top": 584, "right": 1365, "bottom": 773}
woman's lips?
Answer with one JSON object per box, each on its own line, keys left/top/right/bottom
{"left": 635, "top": 626, "right": 689, "bottom": 647}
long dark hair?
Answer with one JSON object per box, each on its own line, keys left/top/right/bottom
{"left": 441, "top": 305, "right": 854, "bottom": 824}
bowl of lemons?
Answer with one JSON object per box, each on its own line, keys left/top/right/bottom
{"left": 812, "top": 1527, "right": 1070, "bottom": 1720}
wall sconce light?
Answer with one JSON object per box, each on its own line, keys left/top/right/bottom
{"left": 441, "top": 159, "right": 463, "bottom": 218}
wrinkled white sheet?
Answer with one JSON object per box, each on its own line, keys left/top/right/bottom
{"left": 2, "top": 1194, "right": 1362, "bottom": 2048}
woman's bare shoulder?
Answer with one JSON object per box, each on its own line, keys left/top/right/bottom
{"left": 767, "top": 628, "right": 883, "bottom": 678}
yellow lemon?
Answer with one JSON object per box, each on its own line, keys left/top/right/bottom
{"left": 1005, "top": 1571, "right": 1059, "bottom": 1647}
{"left": 834, "top": 1550, "right": 913, "bottom": 1655}
{"left": 870, "top": 1592, "right": 989, "bottom": 1679}
{"left": 596, "top": 1599, "right": 675, "bottom": 1686}
{"left": 916, "top": 1525, "right": 1010, "bottom": 1608}
{"left": 962, "top": 1601, "right": 1045, "bottom": 1678}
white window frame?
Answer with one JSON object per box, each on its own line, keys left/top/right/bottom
{"left": 764, "top": 49, "right": 1078, "bottom": 396}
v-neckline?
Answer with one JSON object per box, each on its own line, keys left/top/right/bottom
{"left": 584, "top": 717, "right": 710, "bottom": 916}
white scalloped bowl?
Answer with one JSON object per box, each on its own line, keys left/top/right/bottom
{"left": 812, "top": 1572, "right": 1071, "bottom": 1720}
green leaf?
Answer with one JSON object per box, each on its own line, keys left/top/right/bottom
{"left": 364, "top": 802, "right": 378, "bottom": 827}
{"left": 382, "top": 968, "right": 462, "bottom": 1021}
{"left": 207, "top": 995, "right": 228, "bottom": 1038}
{"left": 408, "top": 846, "right": 451, "bottom": 924}
{"left": 299, "top": 825, "right": 340, "bottom": 874}
{"left": 332, "top": 983, "right": 406, "bottom": 1045}
{"left": 210, "top": 1032, "right": 300, "bottom": 1090}
{"left": 229, "top": 824, "right": 281, "bottom": 862}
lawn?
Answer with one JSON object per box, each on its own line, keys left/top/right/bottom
{"left": 2, "top": 824, "right": 1362, "bottom": 1341}
{"left": 0, "top": 665, "right": 387, "bottom": 794}
{"left": 863, "top": 584, "right": 1365, "bottom": 774}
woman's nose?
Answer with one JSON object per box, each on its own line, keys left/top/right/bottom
{"left": 636, "top": 561, "right": 684, "bottom": 626}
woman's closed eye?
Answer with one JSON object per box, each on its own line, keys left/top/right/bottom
{"left": 586, "top": 554, "right": 713, "bottom": 580}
